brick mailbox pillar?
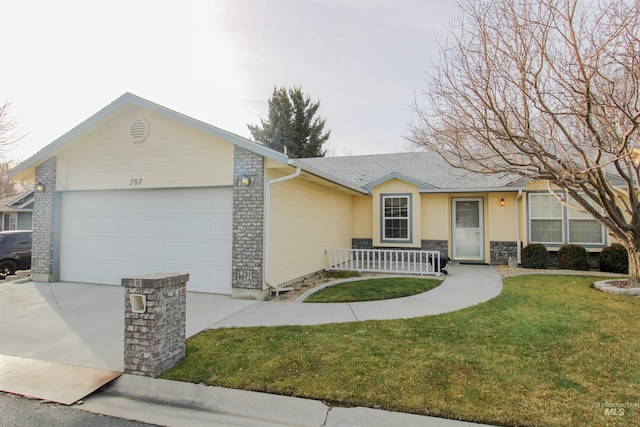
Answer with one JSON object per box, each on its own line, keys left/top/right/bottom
{"left": 122, "top": 273, "right": 189, "bottom": 377}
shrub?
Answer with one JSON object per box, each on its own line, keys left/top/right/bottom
{"left": 599, "top": 244, "right": 629, "bottom": 274}
{"left": 557, "top": 244, "right": 590, "bottom": 271}
{"left": 521, "top": 244, "right": 550, "bottom": 269}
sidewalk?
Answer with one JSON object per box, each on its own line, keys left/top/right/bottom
{"left": 81, "top": 374, "right": 496, "bottom": 427}
{"left": 0, "top": 263, "right": 502, "bottom": 426}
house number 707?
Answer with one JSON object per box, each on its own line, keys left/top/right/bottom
{"left": 130, "top": 178, "right": 143, "bottom": 186}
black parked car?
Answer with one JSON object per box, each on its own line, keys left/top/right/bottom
{"left": 0, "top": 230, "right": 32, "bottom": 277}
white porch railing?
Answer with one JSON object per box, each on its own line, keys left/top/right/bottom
{"left": 327, "top": 248, "right": 441, "bottom": 276}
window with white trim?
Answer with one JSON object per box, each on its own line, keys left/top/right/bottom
{"left": 528, "top": 193, "right": 605, "bottom": 246}
{"left": 2, "top": 213, "right": 17, "bottom": 231}
{"left": 382, "top": 194, "right": 411, "bottom": 242}
{"left": 529, "top": 193, "right": 563, "bottom": 244}
{"left": 567, "top": 198, "right": 605, "bottom": 244}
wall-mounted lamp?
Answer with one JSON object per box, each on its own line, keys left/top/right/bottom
{"left": 240, "top": 174, "right": 251, "bottom": 187}
{"left": 499, "top": 198, "right": 506, "bottom": 207}
{"left": 35, "top": 182, "right": 45, "bottom": 193}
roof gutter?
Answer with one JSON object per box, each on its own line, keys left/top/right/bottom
{"left": 419, "top": 187, "right": 525, "bottom": 194}
{"left": 264, "top": 167, "right": 302, "bottom": 289}
{"left": 289, "top": 160, "right": 369, "bottom": 195}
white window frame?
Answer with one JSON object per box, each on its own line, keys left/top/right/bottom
{"left": 566, "top": 198, "right": 606, "bottom": 245}
{"left": 381, "top": 194, "right": 412, "bottom": 243}
{"left": 528, "top": 193, "right": 564, "bottom": 245}
{"left": 528, "top": 192, "right": 606, "bottom": 247}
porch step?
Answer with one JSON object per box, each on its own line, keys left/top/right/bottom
{"left": 270, "top": 286, "right": 295, "bottom": 297}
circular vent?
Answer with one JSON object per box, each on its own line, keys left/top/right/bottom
{"left": 130, "top": 118, "right": 149, "bottom": 143}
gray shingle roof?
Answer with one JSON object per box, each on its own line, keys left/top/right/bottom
{"left": 297, "top": 152, "right": 523, "bottom": 191}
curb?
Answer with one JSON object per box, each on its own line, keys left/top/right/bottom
{"left": 593, "top": 279, "right": 640, "bottom": 297}
{"left": 91, "top": 374, "right": 497, "bottom": 427}
{"left": 102, "top": 374, "right": 328, "bottom": 427}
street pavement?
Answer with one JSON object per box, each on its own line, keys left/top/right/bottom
{"left": 0, "top": 392, "right": 160, "bottom": 427}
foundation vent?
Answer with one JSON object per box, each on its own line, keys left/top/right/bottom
{"left": 130, "top": 118, "right": 149, "bottom": 143}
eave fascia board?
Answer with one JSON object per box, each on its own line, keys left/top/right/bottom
{"left": 289, "top": 160, "right": 370, "bottom": 195}
{"left": 419, "top": 186, "right": 526, "bottom": 194}
{"left": 363, "top": 172, "right": 434, "bottom": 192}
{"left": 122, "top": 94, "right": 289, "bottom": 164}
{"left": 8, "top": 93, "right": 133, "bottom": 180}
{"left": 8, "top": 92, "right": 289, "bottom": 180}
{"left": 0, "top": 208, "right": 33, "bottom": 213}
{"left": 7, "top": 190, "right": 34, "bottom": 209}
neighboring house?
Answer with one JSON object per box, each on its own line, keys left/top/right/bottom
{"left": 8, "top": 93, "right": 612, "bottom": 299}
{"left": 0, "top": 191, "right": 34, "bottom": 231}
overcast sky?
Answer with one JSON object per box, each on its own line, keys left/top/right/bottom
{"left": 1, "top": 0, "right": 459, "bottom": 162}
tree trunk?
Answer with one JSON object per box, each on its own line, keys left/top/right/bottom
{"left": 628, "top": 243, "right": 640, "bottom": 289}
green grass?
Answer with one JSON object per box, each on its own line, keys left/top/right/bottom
{"left": 162, "top": 275, "right": 640, "bottom": 427}
{"left": 303, "top": 277, "right": 442, "bottom": 302}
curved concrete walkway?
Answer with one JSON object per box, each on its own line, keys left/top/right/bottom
{"left": 208, "top": 262, "right": 503, "bottom": 328}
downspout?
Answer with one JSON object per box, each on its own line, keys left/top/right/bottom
{"left": 264, "top": 167, "right": 302, "bottom": 289}
{"left": 515, "top": 190, "right": 524, "bottom": 264}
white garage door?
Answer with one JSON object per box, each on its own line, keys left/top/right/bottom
{"left": 60, "top": 188, "right": 232, "bottom": 294}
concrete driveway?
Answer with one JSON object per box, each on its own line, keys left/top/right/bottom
{"left": 0, "top": 264, "right": 502, "bottom": 371}
{"left": 0, "top": 281, "right": 256, "bottom": 371}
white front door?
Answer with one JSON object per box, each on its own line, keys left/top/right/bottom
{"left": 452, "top": 198, "right": 484, "bottom": 261}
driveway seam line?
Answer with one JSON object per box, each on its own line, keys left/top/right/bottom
{"left": 347, "top": 303, "right": 359, "bottom": 321}
{"left": 206, "top": 301, "right": 259, "bottom": 329}
{"left": 48, "top": 283, "right": 62, "bottom": 310}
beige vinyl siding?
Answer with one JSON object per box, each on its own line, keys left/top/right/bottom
{"left": 56, "top": 107, "right": 233, "bottom": 191}
{"left": 268, "top": 174, "right": 354, "bottom": 285}
{"left": 487, "top": 192, "right": 518, "bottom": 241}
{"left": 353, "top": 195, "right": 372, "bottom": 238}
{"left": 525, "top": 180, "right": 550, "bottom": 191}
{"left": 421, "top": 194, "right": 449, "bottom": 240}
{"left": 372, "top": 179, "right": 421, "bottom": 248}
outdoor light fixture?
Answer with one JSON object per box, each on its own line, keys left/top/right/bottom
{"left": 499, "top": 198, "right": 506, "bottom": 207}
{"left": 35, "top": 182, "right": 45, "bottom": 193}
{"left": 241, "top": 174, "right": 251, "bottom": 187}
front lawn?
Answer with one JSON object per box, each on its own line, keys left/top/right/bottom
{"left": 303, "top": 277, "right": 442, "bottom": 302}
{"left": 162, "top": 275, "right": 640, "bottom": 426}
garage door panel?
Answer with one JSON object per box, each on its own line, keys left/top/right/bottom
{"left": 61, "top": 188, "right": 232, "bottom": 294}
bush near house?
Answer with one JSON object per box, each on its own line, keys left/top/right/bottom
{"left": 521, "top": 244, "right": 550, "bottom": 269}
{"left": 557, "top": 244, "right": 590, "bottom": 271}
{"left": 599, "top": 243, "right": 629, "bottom": 274}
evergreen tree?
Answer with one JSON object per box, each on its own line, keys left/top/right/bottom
{"left": 248, "top": 86, "right": 330, "bottom": 158}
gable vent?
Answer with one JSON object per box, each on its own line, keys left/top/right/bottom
{"left": 130, "top": 118, "right": 149, "bottom": 143}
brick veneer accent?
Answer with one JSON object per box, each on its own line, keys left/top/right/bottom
{"left": 350, "top": 239, "right": 449, "bottom": 265}
{"left": 351, "top": 238, "right": 373, "bottom": 249}
{"left": 122, "top": 273, "right": 188, "bottom": 377}
{"left": 490, "top": 241, "right": 518, "bottom": 265}
{"left": 232, "top": 146, "right": 265, "bottom": 299}
{"left": 421, "top": 239, "right": 449, "bottom": 260}
{"left": 32, "top": 157, "right": 58, "bottom": 282}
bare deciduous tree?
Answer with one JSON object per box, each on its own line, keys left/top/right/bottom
{"left": 0, "top": 103, "right": 27, "bottom": 200}
{"left": 409, "top": 0, "right": 639, "bottom": 287}
{"left": 0, "top": 102, "right": 23, "bottom": 154}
